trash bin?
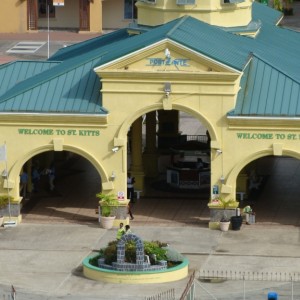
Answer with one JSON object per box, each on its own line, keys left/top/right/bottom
{"left": 268, "top": 292, "right": 278, "bottom": 300}
{"left": 231, "top": 216, "right": 243, "bottom": 230}
{"left": 249, "top": 212, "right": 255, "bottom": 224}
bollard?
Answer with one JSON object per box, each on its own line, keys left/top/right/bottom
{"left": 268, "top": 292, "right": 278, "bottom": 300}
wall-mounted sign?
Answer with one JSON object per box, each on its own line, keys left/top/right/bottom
{"left": 118, "top": 191, "right": 125, "bottom": 200}
{"left": 236, "top": 132, "right": 298, "bottom": 140}
{"left": 53, "top": 0, "right": 64, "bottom": 6}
{"left": 146, "top": 58, "right": 190, "bottom": 67}
{"left": 212, "top": 185, "right": 219, "bottom": 195}
{"left": 18, "top": 128, "right": 100, "bottom": 136}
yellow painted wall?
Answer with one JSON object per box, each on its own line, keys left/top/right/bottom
{"left": 0, "top": 0, "right": 252, "bottom": 33}
{"left": 38, "top": 0, "right": 80, "bottom": 29}
{"left": 102, "top": 0, "right": 132, "bottom": 29}
{"left": 0, "top": 0, "right": 27, "bottom": 33}
{"left": 94, "top": 40, "right": 241, "bottom": 201}
{"left": 0, "top": 113, "right": 126, "bottom": 201}
{"left": 90, "top": 0, "right": 103, "bottom": 33}
{"left": 137, "top": 0, "right": 252, "bottom": 27}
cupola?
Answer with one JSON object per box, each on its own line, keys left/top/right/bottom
{"left": 136, "top": 0, "right": 253, "bottom": 28}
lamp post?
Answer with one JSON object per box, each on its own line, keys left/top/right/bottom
{"left": 47, "top": 0, "right": 50, "bottom": 59}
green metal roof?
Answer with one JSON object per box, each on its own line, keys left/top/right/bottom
{"left": 0, "top": 3, "right": 298, "bottom": 118}
{"left": 0, "top": 30, "right": 132, "bottom": 114}
{"left": 231, "top": 55, "right": 300, "bottom": 116}
{"left": 0, "top": 61, "right": 60, "bottom": 97}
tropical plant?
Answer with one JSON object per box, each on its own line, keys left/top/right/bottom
{"left": 96, "top": 193, "right": 119, "bottom": 217}
{"left": 273, "top": 0, "right": 283, "bottom": 11}
{"left": 218, "top": 196, "right": 235, "bottom": 222}
{"left": 0, "top": 195, "right": 12, "bottom": 209}
{"left": 284, "top": 0, "right": 293, "bottom": 9}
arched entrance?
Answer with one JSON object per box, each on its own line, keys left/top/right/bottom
{"left": 237, "top": 156, "right": 300, "bottom": 225}
{"left": 124, "top": 109, "right": 213, "bottom": 226}
{"left": 21, "top": 151, "right": 101, "bottom": 224}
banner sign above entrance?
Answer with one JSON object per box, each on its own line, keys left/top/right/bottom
{"left": 237, "top": 132, "right": 298, "bottom": 140}
{"left": 146, "top": 58, "right": 190, "bottom": 67}
{"left": 18, "top": 128, "right": 100, "bottom": 136}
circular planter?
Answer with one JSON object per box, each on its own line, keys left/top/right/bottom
{"left": 83, "top": 255, "right": 189, "bottom": 284}
{"left": 100, "top": 216, "right": 116, "bottom": 229}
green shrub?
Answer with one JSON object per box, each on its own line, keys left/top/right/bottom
{"left": 89, "top": 254, "right": 101, "bottom": 266}
{"left": 89, "top": 239, "right": 179, "bottom": 267}
{"left": 144, "top": 241, "right": 167, "bottom": 263}
{"left": 102, "top": 241, "right": 118, "bottom": 265}
{"left": 0, "top": 195, "right": 12, "bottom": 209}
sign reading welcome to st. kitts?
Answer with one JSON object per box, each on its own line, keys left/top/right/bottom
{"left": 18, "top": 128, "right": 99, "bottom": 136}
{"left": 237, "top": 132, "right": 298, "bottom": 140}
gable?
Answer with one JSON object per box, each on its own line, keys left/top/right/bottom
{"left": 94, "top": 40, "right": 241, "bottom": 75}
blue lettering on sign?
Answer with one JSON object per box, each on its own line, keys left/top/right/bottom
{"left": 147, "top": 58, "right": 190, "bottom": 67}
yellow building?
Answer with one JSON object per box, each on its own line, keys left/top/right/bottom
{"left": 0, "top": 0, "right": 138, "bottom": 33}
{"left": 0, "top": 0, "right": 299, "bottom": 228}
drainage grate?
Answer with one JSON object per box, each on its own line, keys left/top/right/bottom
{"left": 7, "top": 42, "right": 46, "bottom": 54}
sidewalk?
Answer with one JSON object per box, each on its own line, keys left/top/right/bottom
{"left": 0, "top": 31, "right": 101, "bottom": 64}
{"left": 1, "top": 223, "right": 300, "bottom": 300}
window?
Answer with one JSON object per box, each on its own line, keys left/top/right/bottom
{"left": 223, "top": 0, "right": 245, "bottom": 3}
{"left": 139, "top": 0, "right": 156, "bottom": 3}
{"left": 124, "top": 0, "right": 138, "bottom": 19}
{"left": 177, "top": 0, "right": 196, "bottom": 5}
{"left": 39, "top": 0, "right": 56, "bottom": 18}
{"left": 124, "top": 0, "right": 156, "bottom": 19}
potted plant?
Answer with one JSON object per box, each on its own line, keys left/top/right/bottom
{"left": 218, "top": 197, "right": 235, "bottom": 232}
{"left": 273, "top": 0, "right": 283, "bottom": 12}
{"left": 283, "top": 0, "right": 293, "bottom": 15}
{"left": 0, "top": 195, "right": 12, "bottom": 226}
{"left": 96, "top": 192, "right": 120, "bottom": 229}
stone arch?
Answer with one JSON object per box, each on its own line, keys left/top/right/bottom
{"left": 226, "top": 148, "right": 300, "bottom": 196}
{"left": 8, "top": 144, "right": 110, "bottom": 197}
{"left": 117, "top": 233, "right": 144, "bottom": 265}
{"left": 115, "top": 103, "right": 219, "bottom": 147}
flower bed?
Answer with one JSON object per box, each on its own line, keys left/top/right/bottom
{"left": 83, "top": 237, "right": 189, "bottom": 283}
{"left": 89, "top": 239, "right": 184, "bottom": 269}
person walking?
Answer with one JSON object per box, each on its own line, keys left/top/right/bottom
{"left": 127, "top": 172, "right": 135, "bottom": 203}
{"left": 48, "top": 163, "right": 56, "bottom": 191}
{"left": 20, "top": 170, "right": 28, "bottom": 199}
{"left": 127, "top": 172, "right": 135, "bottom": 220}
{"left": 32, "top": 166, "right": 40, "bottom": 193}
{"left": 128, "top": 203, "right": 134, "bottom": 220}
